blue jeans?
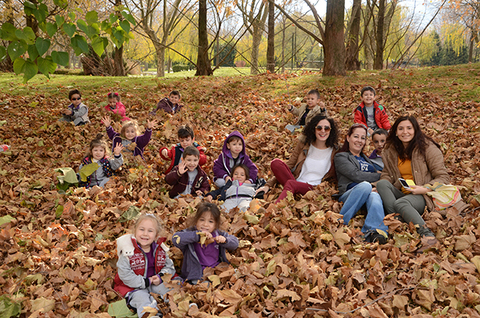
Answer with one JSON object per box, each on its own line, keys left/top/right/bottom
{"left": 339, "top": 181, "right": 388, "bottom": 236}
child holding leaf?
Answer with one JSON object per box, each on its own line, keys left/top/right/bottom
{"left": 172, "top": 202, "right": 238, "bottom": 284}
{"left": 102, "top": 116, "right": 156, "bottom": 160}
{"left": 78, "top": 134, "right": 123, "bottom": 188}
{"left": 114, "top": 213, "right": 176, "bottom": 318}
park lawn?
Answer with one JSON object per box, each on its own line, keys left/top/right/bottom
{"left": 0, "top": 64, "right": 480, "bottom": 317}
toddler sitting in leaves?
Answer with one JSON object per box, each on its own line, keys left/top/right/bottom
{"left": 104, "top": 92, "right": 131, "bottom": 122}
{"left": 59, "top": 89, "right": 90, "bottom": 126}
{"left": 102, "top": 116, "right": 157, "bottom": 160}
{"left": 78, "top": 134, "right": 123, "bottom": 188}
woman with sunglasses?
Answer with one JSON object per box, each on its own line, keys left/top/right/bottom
{"left": 256, "top": 114, "right": 338, "bottom": 203}
{"left": 334, "top": 123, "right": 388, "bottom": 244}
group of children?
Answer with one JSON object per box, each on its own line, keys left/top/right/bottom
{"left": 114, "top": 203, "right": 238, "bottom": 317}
{"left": 61, "top": 86, "right": 394, "bottom": 317}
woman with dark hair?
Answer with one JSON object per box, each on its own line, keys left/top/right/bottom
{"left": 376, "top": 115, "right": 449, "bottom": 241}
{"left": 334, "top": 123, "right": 388, "bottom": 244}
{"left": 257, "top": 114, "right": 339, "bottom": 203}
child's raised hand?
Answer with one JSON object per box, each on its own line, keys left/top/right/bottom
{"left": 178, "top": 161, "right": 187, "bottom": 174}
{"left": 195, "top": 190, "right": 204, "bottom": 196}
{"left": 205, "top": 195, "right": 213, "bottom": 202}
{"left": 113, "top": 142, "right": 124, "bottom": 156}
{"left": 215, "top": 235, "right": 226, "bottom": 244}
{"left": 225, "top": 176, "right": 232, "bottom": 183}
{"left": 102, "top": 116, "right": 111, "bottom": 127}
{"left": 150, "top": 275, "right": 161, "bottom": 286}
{"left": 161, "top": 149, "right": 168, "bottom": 157}
{"left": 146, "top": 119, "right": 158, "bottom": 130}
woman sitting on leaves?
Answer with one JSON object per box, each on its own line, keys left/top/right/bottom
{"left": 256, "top": 114, "right": 338, "bottom": 203}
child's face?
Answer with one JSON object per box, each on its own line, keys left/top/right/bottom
{"left": 71, "top": 94, "right": 82, "bottom": 107}
{"left": 184, "top": 154, "right": 199, "bottom": 171}
{"left": 361, "top": 90, "right": 376, "bottom": 106}
{"left": 91, "top": 145, "right": 106, "bottom": 160}
{"left": 196, "top": 211, "right": 216, "bottom": 234}
{"left": 305, "top": 94, "right": 320, "bottom": 109}
{"left": 135, "top": 218, "right": 157, "bottom": 251}
{"left": 169, "top": 94, "right": 180, "bottom": 104}
{"left": 179, "top": 136, "right": 193, "bottom": 149}
{"left": 227, "top": 139, "right": 243, "bottom": 158}
{"left": 232, "top": 167, "right": 247, "bottom": 183}
{"left": 108, "top": 98, "right": 118, "bottom": 107}
{"left": 125, "top": 126, "right": 137, "bottom": 140}
{"left": 372, "top": 134, "right": 386, "bottom": 153}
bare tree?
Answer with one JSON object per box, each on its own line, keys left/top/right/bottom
{"left": 266, "top": 0, "right": 275, "bottom": 73}
{"left": 345, "top": 0, "right": 361, "bottom": 70}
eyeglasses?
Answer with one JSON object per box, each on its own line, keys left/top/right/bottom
{"left": 71, "top": 97, "right": 81, "bottom": 101}
{"left": 315, "top": 125, "right": 331, "bottom": 132}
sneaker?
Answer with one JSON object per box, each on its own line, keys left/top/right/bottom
{"left": 369, "top": 232, "right": 387, "bottom": 245}
{"left": 418, "top": 225, "right": 435, "bottom": 237}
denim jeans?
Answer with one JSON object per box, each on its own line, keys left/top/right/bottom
{"left": 339, "top": 181, "right": 388, "bottom": 235}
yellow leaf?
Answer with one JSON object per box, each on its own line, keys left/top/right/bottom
{"left": 30, "top": 297, "right": 55, "bottom": 312}
{"left": 208, "top": 274, "right": 221, "bottom": 287}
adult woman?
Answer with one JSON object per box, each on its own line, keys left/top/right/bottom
{"left": 376, "top": 115, "right": 449, "bottom": 240}
{"left": 257, "top": 114, "right": 338, "bottom": 203}
{"left": 334, "top": 123, "right": 388, "bottom": 244}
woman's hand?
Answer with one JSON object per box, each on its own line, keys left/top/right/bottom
{"left": 256, "top": 185, "right": 269, "bottom": 195}
{"left": 408, "top": 185, "right": 431, "bottom": 195}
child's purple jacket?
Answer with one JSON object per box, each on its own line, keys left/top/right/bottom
{"left": 212, "top": 131, "right": 258, "bottom": 183}
{"left": 172, "top": 228, "right": 238, "bottom": 282}
{"left": 106, "top": 126, "right": 152, "bottom": 159}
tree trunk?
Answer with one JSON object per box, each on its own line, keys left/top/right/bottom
{"left": 266, "top": 0, "right": 275, "bottom": 73}
{"left": 195, "top": 0, "right": 212, "bottom": 76}
{"left": 281, "top": 17, "right": 286, "bottom": 73}
{"left": 373, "top": 0, "right": 385, "bottom": 70}
{"left": 0, "top": 0, "right": 14, "bottom": 72}
{"left": 156, "top": 45, "right": 165, "bottom": 77}
{"left": 323, "top": 0, "right": 345, "bottom": 76}
{"left": 113, "top": 0, "right": 126, "bottom": 76}
{"left": 250, "top": 26, "right": 263, "bottom": 74}
{"left": 345, "top": 0, "right": 361, "bottom": 71}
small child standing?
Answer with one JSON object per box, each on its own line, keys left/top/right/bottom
{"left": 172, "top": 202, "right": 239, "bottom": 284}
{"left": 285, "top": 89, "right": 327, "bottom": 133}
{"left": 353, "top": 86, "right": 391, "bottom": 136}
{"left": 150, "top": 90, "right": 183, "bottom": 115}
{"left": 78, "top": 134, "right": 123, "bottom": 188}
{"left": 368, "top": 128, "right": 388, "bottom": 171}
{"left": 206, "top": 164, "right": 257, "bottom": 212}
{"left": 59, "top": 89, "right": 90, "bottom": 126}
{"left": 105, "top": 92, "right": 131, "bottom": 122}
{"left": 114, "top": 213, "right": 176, "bottom": 318}
{"left": 160, "top": 125, "right": 207, "bottom": 174}
{"left": 165, "top": 146, "right": 210, "bottom": 198}
{"left": 213, "top": 131, "right": 258, "bottom": 188}
{"left": 102, "top": 116, "right": 156, "bottom": 159}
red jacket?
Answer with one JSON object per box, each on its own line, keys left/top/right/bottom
{"left": 160, "top": 142, "right": 207, "bottom": 173}
{"left": 114, "top": 237, "right": 169, "bottom": 297}
{"left": 353, "top": 101, "right": 391, "bottom": 130}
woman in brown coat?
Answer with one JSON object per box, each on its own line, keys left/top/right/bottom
{"left": 376, "top": 115, "right": 449, "bottom": 240}
{"left": 257, "top": 114, "right": 338, "bottom": 203}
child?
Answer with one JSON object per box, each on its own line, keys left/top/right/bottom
{"left": 213, "top": 131, "right": 258, "bottom": 188}
{"left": 160, "top": 125, "right": 207, "bottom": 174}
{"left": 102, "top": 116, "right": 156, "bottom": 160}
{"left": 114, "top": 213, "right": 176, "bottom": 318}
{"left": 353, "top": 86, "right": 391, "bottom": 136}
{"left": 59, "top": 89, "right": 90, "bottom": 126}
{"left": 369, "top": 128, "right": 388, "bottom": 170}
{"left": 172, "top": 202, "right": 239, "bottom": 283}
{"left": 150, "top": 90, "right": 183, "bottom": 115}
{"left": 285, "top": 89, "right": 327, "bottom": 133}
{"left": 78, "top": 134, "right": 123, "bottom": 188}
{"left": 165, "top": 146, "right": 209, "bottom": 198}
{"left": 105, "top": 92, "right": 131, "bottom": 122}
{"left": 206, "top": 164, "right": 257, "bottom": 212}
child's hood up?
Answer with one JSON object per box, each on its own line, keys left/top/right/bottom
{"left": 222, "top": 130, "right": 246, "bottom": 158}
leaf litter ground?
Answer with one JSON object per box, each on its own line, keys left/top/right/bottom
{"left": 1, "top": 67, "right": 480, "bottom": 317}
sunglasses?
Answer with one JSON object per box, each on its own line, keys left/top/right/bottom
{"left": 315, "top": 125, "right": 331, "bottom": 132}
{"left": 71, "top": 97, "right": 81, "bottom": 101}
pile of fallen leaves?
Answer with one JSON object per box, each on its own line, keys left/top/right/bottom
{"left": 1, "top": 70, "right": 480, "bottom": 317}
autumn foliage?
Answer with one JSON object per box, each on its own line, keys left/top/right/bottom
{"left": 1, "top": 70, "right": 480, "bottom": 317}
